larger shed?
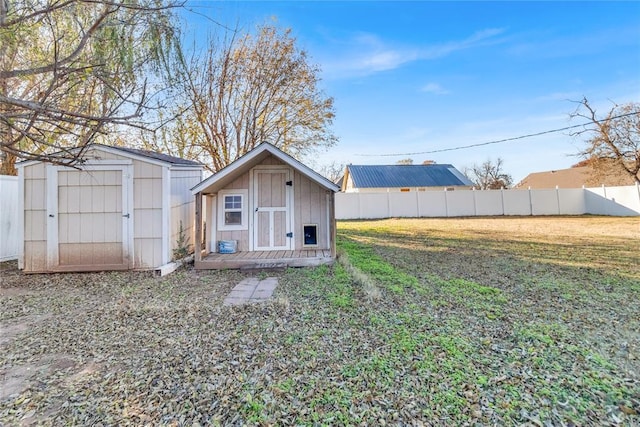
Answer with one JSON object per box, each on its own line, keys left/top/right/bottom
{"left": 191, "top": 143, "right": 340, "bottom": 269}
{"left": 17, "top": 144, "right": 203, "bottom": 273}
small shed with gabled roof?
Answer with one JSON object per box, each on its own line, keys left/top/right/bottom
{"left": 191, "top": 143, "right": 340, "bottom": 269}
{"left": 341, "top": 164, "right": 474, "bottom": 192}
{"left": 17, "top": 144, "right": 203, "bottom": 273}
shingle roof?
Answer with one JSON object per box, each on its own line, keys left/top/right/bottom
{"left": 101, "top": 145, "right": 202, "bottom": 166}
{"left": 516, "top": 166, "right": 636, "bottom": 189}
{"left": 346, "top": 164, "right": 473, "bottom": 188}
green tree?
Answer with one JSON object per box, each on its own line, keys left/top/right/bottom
{"left": 0, "top": 0, "right": 181, "bottom": 175}
{"left": 571, "top": 98, "right": 640, "bottom": 184}
{"left": 168, "top": 24, "right": 337, "bottom": 173}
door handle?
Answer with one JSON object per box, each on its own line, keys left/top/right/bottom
{"left": 123, "top": 213, "right": 130, "bottom": 218}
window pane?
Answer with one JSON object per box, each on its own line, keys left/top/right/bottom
{"left": 225, "top": 211, "right": 242, "bottom": 225}
{"left": 232, "top": 196, "right": 241, "bottom": 209}
{"left": 225, "top": 195, "right": 242, "bottom": 209}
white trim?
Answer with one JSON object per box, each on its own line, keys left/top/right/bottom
{"left": 162, "top": 166, "right": 171, "bottom": 264}
{"left": 46, "top": 164, "right": 133, "bottom": 270}
{"left": 326, "top": 192, "right": 331, "bottom": 250}
{"left": 17, "top": 145, "right": 202, "bottom": 170}
{"left": 207, "top": 195, "right": 216, "bottom": 252}
{"left": 191, "top": 143, "right": 339, "bottom": 194}
{"left": 302, "top": 223, "right": 319, "bottom": 248}
{"left": 46, "top": 164, "right": 58, "bottom": 269}
{"left": 123, "top": 165, "right": 134, "bottom": 268}
{"left": 217, "top": 189, "right": 248, "bottom": 231}
{"left": 248, "top": 169, "right": 255, "bottom": 251}
{"left": 17, "top": 170, "right": 24, "bottom": 269}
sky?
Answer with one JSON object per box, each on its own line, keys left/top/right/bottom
{"left": 180, "top": 1, "right": 640, "bottom": 184}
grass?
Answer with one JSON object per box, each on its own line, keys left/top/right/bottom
{"left": 1, "top": 216, "right": 639, "bottom": 425}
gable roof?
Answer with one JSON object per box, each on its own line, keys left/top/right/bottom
{"left": 102, "top": 145, "right": 202, "bottom": 167}
{"left": 16, "top": 143, "right": 202, "bottom": 168}
{"left": 191, "top": 143, "right": 340, "bottom": 195}
{"left": 516, "top": 166, "right": 635, "bottom": 189}
{"left": 344, "top": 164, "right": 473, "bottom": 189}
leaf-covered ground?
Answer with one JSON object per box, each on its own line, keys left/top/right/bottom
{"left": 1, "top": 216, "right": 639, "bottom": 425}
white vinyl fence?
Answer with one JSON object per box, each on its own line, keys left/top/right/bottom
{"left": 336, "top": 184, "right": 640, "bottom": 220}
{"left": 0, "top": 175, "right": 19, "bottom": 261}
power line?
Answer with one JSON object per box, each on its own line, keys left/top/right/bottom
{"left": 354, "top": 111, "right": 640, "bottom": 157}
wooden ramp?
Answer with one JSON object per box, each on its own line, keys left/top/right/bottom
{"left": 195, "top": 249, "right": 334, "bottom": 270}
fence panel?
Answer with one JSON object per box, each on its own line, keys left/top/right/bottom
{"left": 502, "top": 190, "right": 533, "bottom": 216}
{"left": 585, "top": 185, "right": 640, "bottom": 216}
{"left": 335, "top": 184, "right": 639, "bottom": 220}
{"left": 558, "top": 189, "right": 585, "bottom": 215}
{"left": 0, "top": 175, "right": 19, "bottom": 261}
{"left": 446, "top": 191, "right": 476, "bottom": 217}
{"left": 417, "top": 191, "right": 447, "bottom": 217}
{"left": 389, "top": 192, "right": 417, "bottom": 217}
{"left": 530, "top": 189, "right": 560, "bottom": 215}
{"left": 475, "top": 190, "right": 505, "bottom": 216}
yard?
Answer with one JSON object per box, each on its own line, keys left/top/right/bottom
{"left": 1, "top": 216, "right": 639, "bottom": 425}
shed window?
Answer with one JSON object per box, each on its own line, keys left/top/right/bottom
{"left": 218, "top": 190, "right": 248, "bottom": 231}
{"left": 224, "top": 195, "right": 242, "bottom": 225}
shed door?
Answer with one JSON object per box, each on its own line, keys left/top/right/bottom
{"left": 253, "top": 168, "right": 292, "bottom": 251}
{"left": 54, "top": 169, "right": 130, "bottom": 270}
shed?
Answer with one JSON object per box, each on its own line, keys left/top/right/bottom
{"left": 191, "top": 143, "right": 340, "bottom": 269}
{"left": 17, "top": 144, "right": 203, "bottom": 273}
{"left": 341, "top": 164, "right": 474, "bottom": 192}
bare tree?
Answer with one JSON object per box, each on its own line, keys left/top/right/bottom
{"left": 316, "top": 161, "right": 345, "bottom": 183}
{"left": 570, "top": 98, "right": 640, "bottom": 184}
{"left": 0, "top": 0, "right": 181, "bottom": 175}
{"left": 396, "top": 158, "right": 414, "bottom": 165}
{"left": 170, "top": 25, "right": 337, "bottom": 173}
{"left": 465, "top": 157, "right": 513, "bottom": 189}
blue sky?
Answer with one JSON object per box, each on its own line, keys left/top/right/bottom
{"left": 181, "top": 1, "right": 640, "bottom": 183}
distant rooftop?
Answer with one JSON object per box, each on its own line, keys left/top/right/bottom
{"left": 516, "top": 166, "right": 635, "bottom": 189}
{"left": 345, "top": 164, "right": 473, "bottom": 188}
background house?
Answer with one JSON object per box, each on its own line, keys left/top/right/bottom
{"left": 191, "top": 143, "right": 340, "bottom": 269}
{"left": 340, "top": 164, "right": 474, "bottom": 192}
{"left": 18, "top": 144, "right": 203, "bottom": 273}
{"left": 516, "top": 166, "right": 636, "bottom": 189}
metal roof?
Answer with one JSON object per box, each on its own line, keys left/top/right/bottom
{"left": 346, "top": 164, "right": 473, "bottom": 188}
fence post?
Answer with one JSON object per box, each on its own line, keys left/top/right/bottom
{"left": 528, "top": 187, "right": 533, "bottom": 216}
{"left": 501, "top": 187, "right": 505, "bottom": 216}
{"left": 444, "top": 188, "right": 449, "bottom": 217}
{"left": 556, "top": 185, "right": 561, "bottom": 215}
{"left": 472, "top": 188, "right": 477, "bottom": 216}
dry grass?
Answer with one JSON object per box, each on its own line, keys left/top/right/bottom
{"left": 0, "top": 216, "right": 639, "bottom": 425}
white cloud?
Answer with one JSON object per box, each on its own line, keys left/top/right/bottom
{"left": 321, "top": 28, "right": 507, "bottom": 79}
{"left": 421, "top": 83, "right": 450, "bottom": 95}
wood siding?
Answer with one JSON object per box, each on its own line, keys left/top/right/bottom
{"left": 20, "top": 146, "right": 203, "bottom": 272}
{"left": 133, "top": 159, "right": 163, "bottom": 268}
{"left": 22, "top": 162, "right": 47, "bottom": 272}
{"left": 169, "top": 169, "right": 202, "bottom": 259}
{"left": 215, "top": 170, "right": 251, "bottom": 251}
{"left": 293, "top": 170, "right": 330, "bottom": 250}
{"left": 210, "top": 154, "right": 331, "bottom": 253}
{"left": 57, "top": 169, "right": 124, "bottom": 267}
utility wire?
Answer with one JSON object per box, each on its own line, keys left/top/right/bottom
{"left": 355, "top": 111, "right": 640, "bottom": 157}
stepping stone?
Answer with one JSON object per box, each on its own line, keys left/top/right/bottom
{"left": 223, "top": 277, "right": 279, "bottom": 306}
